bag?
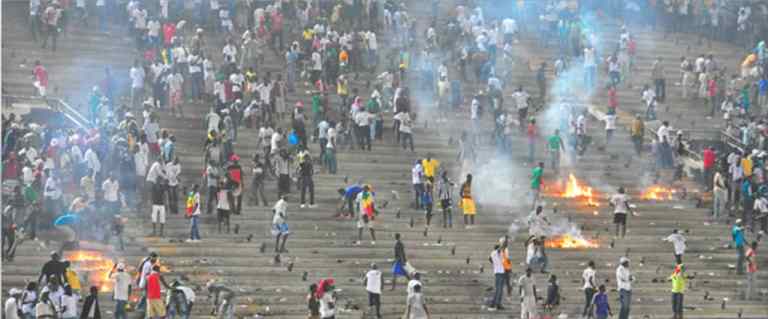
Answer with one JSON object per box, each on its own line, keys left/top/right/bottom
{"left": 185, "top": 192, "right": 195, "bottom": 217}
{"left": 404, "top": 262, "right": 416, "bottom": 275}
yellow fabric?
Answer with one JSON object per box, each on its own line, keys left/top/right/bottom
{"left": 421, "top": 159, "right": 440, "bottom": 178}
{"left": 742, "top": 157, "right": 753, "bottom": 177}
{"left": 670, "top": 272, "right": 686, "bottom": 293}
{"left": 337, "top": 82, "right": 348, "bottom": 95}
{"left": 743, "top": 54, "right": 757, "bottom": 68}
{"left": 631, "top": 119, "right": 644, "bottom": 137}
{"left": 65, "top": 269, "right": 81, "bottom": 290}
{"left": 461, "top": 198, "right": 476, "bottom": 215}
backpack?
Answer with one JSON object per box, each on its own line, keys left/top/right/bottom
{"left": 185, "top": 192, "right": 195, "bottom": 217}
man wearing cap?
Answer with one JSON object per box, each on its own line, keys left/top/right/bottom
{"left": 732, "top": 219, "right": 747, "bottom": 274}
{"left": 38, "top": 251, "right": 67, "bottom": 287}
{"left": 364, "top": 263, "right": 383, "bottom": 318}
{"left": 489, "top": 242, "right": 506, "bottom": 310}
{"left": 616, "top": 257, "right": 633, "bottom": 319}
{"left": 4, "top": 288, "right": 22, "bottom": 319}
{"left": 669, "top": 264, "right": 687, "bottom": 319}
{"left": 109, "top": 262, "right": 132, "bottom": 319}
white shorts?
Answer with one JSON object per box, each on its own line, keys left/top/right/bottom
{"left": 152, "top": 205, "right": 166, "bottom": 223}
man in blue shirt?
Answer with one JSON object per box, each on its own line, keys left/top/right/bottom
{"left": 732, "top": 219, "right": 746, "bottom": 274}
{"left": 339, "top": 182, "right": 363, "bottom": 218}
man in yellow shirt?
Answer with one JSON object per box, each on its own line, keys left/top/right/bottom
{"left": 422, "top": 154, "right": 440, "bottom": 184}
{"left": 669, "top": 264, "right": 687, "bottom": 319}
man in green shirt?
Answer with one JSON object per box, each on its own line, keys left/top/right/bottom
{"left": 531, "top": 162, "right": 544, "bottom": 209}
{"left": 669, "top": 264, "right": 687, "bottom": 319}
{"left": 547, "top": 129, "right": 565, "bottom": 174}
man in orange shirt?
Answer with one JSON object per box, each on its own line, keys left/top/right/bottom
{"left": 500, "top": 236, "right": 513, "bottom": 295}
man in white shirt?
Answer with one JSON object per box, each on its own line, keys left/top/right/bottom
{"left": 610, "top": 187, "right": 631, "bottom": 238}
{"left": 406, "top": 272, "right": 422, "bottom": 299}
{"left": 165, "top": 159, "right": 182, "bottom": 215}
{"left": 616, "top": 257, "right": 633, "bottom": 319}
{"left": 664, "top": 229, "right": 687, "bottom": 264}
{"left": 84, "top": 147, "right": 101, "bottom": 178}
{"left": 364, "top": 263, "right": 383, "bottom": 318}
{"left": 581, "top": 260, "right": 597, "bottom": 317}
{"left": 394, "top": 112, "right": 414, "bottom": 151}
{"left": 512, "top": 86, "right": 530, "bottom": 129}
{"left": 43, "top": 173, "right": 63, "bottom": 217}
{"left": 489, "top": 245, "right": 506, "bottom": 310}
{"left": 411, "top": 160, "right": 424, "bottom": 209}
{"left": 4, "top": 288, "right": 21, "bottom": 319}
{"left": 604, "top": 112, "right": 617, "bottom": 144}
{"left": 102, "top": 174, "right": 121, "bottom": 216}
{"left": 502, "top": 17, "right": 517, "bottom": 43}
{"left": 110, "top": 262, "right": 132, "bottom": 319}
{"left": 354, "top": 109, "right": 373, "bottom": 151}
{"left": 130, "top": 60, "right": 145, "bottom": 109}
{"left": 518, "top": 268, "right": 538, "bottom": 319}
{"left": 311, "top": 50, "right": 323, "bottom": 83}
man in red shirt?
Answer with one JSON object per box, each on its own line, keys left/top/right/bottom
{"left": 145, "top": 265, "right": 171, "bottom": 319}
{"left": 33, "top": 60, "right": 49, "bottom": 97}
{"left": 745, "top": 241, "right": 758, "bottom": 300}
{"left": 702, "top": 147, "right": 716, "bottom": 191}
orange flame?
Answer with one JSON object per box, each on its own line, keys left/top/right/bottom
{"left": 65, "top": 250, "right": 116, "bottom": 292}
{"left": 561, "top": 174, "right": 600, "bottom": 207}
{"left": 545, "top": 234, "right": 600, "bottom": 248}
{"left": 641, "top": 186, "right": 676, "bottom": 200}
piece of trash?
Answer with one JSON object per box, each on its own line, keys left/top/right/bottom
{"left": 302, "top": 271, "right": 308, "bottom": 281}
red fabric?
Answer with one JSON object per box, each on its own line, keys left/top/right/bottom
{"left": 146, "top": 272, "right": 162, "bottom": 299}
{"left": 627, "top": 39, "right": 636, "bottom": 55}
{"left": 272, "top": 13, "right": 283, "bottom": 32}
{"left": 163, "top": 23, "right": 176, "bottom": 46}
{"left": 707, "top": 79, "right": 717, "bottom": 97}
{"left": 3, "top": 158, "right": 19, "bottom": 180}
{"left": 224, "top": 80, "right": 233, "bottom": 102}
{"left": 527, "top": 123, "right": 536, "bottom": 139}
{"left": 608, "top": 89, "right": 618, "bottom": 108}
{"left": 228, "top": 167, "right": 242, "bottom": 184}
{"left": 703, "top": 149, "right": 715, "bottom": 168}
{"left": 34, "top": 65, "right": 49, "bottom": 87}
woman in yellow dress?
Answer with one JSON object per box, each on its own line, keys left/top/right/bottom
{"left": 460, "top": 174, "right": 476, "bottom": 227}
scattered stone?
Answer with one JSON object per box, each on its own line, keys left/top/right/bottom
{"left": 391, "top": 190, "right": 400, "bottom": 200}
{"left": 287, "top": 261, "right": 294, "bottom": 272}
{"left": 451, "top": 246, "right": 456, "bottom": 256}
{"left": 423, "top": 228, "right": 428, "bottom": 237}
{"left": 234, "top": 224, "right": 240, "bottom": 234}
{"left": 437, "top": 236, "right": 442, "bottom": 244}
{"left": 259, "top": 243, "right": 266, "bottom": 253}
{"left": 246, "top": 234, "right": 253, "bottom": 242}
{"left": 302, "top": 271, "right": 308, "bottom": 281}
{"left": 409, "top": 216, "right": 414, "bottom": 228}
{"left": 396, "top": 209, "right": 401, "bottom": 219}
{"left": 466, "top": 257, "right": 470, "bottom": 264}
{"left": 381, "top": 200, "right": 389, "bottom": 208}
{"left": 273, "top": 254, "right": 281, "bottom": 264}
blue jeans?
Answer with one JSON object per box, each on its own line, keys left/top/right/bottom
{"left": 619, "top": 289, "right": 631, "bottom": 319}
{"left": 190, "top": 215, "right": 201, "bottom": 240}
{"left": 493, "top": 273, "right": 505, "bottom": 307}
{"left": 115, "top": 300, "right": 127, "bottom": 319}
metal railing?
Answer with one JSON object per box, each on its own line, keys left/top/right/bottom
{"left": 2, "top": 94, "right": 92, "bottom": 129}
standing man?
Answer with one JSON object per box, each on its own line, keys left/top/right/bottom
{"left": 436, "top": 171, "right": 454, "bottom": 228}
{"left": 547, "top": 130, "right": 565, "bottom": 174}
{"left": 460, "top": 174, "right": 476, "bottom": 227}
{"left": 150, "top": 179, "right": 166, "bottom": 237}
{"left": 733, "top": 219, "right": 746, "bottom": 274}
{"left": 489, "top": 243, "right": 506, "bottom": 310}
{"left": 610, "top": 187, "right": 631, "bottom": 238}
{"left": 363, "top": 263, "right": 383, "bottom": 319}
{"left": 582, "top": 260, "right": 597, "bottom": 318}
{"left": 298, "top": 154, "right": 316, "bottom": 208}
{"left": 130, "top": 60, "right": 146, "bottom": 109}
{"left": 669, "top": 264, "right": 687, "bottom": 319}
{"left": 713, "top": 169, "right": 727, "bottom": 220}
{"left": 411, "top": 160, "right": 424, "bottom": 209}
{"left": 109, "top": 263, "right": 132, "bottom": 319}
{"left": 530, "top": 162, "right": 544, "bottom": 209}
{"left": 652, "top": 56, "right": 666, "bottom": 103}
{"left": 616, "top": 257, "right": 633, "bottom": 319}
{"left": 518, "top": 268, "right": 538, "bottom": 319}
{"left": 745, "top": 241, "right": 758, "bottom": 300}
{"left": 391, "top": 233, "right": 410, "bottom": 290}
{"left": 630, "top": 115, "right": 644, "bottom": 156}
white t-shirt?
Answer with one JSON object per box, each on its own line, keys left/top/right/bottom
{"left": 513, "top": 91, "right": 529, "bottom": 110}
{"left": 365, "top": 270, "right": 382, "bottom": 294}
{"left": 582, "top": 268, "right": 596, "bottom": 289}
{"left": 102, "top": 179, "right": 120, "bottom": 202}
{"left": 354, "top": 111, "right": 373, "bottom": 126}
{"left": 112, "top": 271, "right": 132, "bottom": 301}
{"left": 394, "top": 112, "right": 412, "bottom": 133}
{"left": 130, "top": 66, "right": 145, "bottom": 89}
{"left": 60, "top": 294, "right": 79, "bottom": 317}
{"left": 490, "top": 250, "right": 505, "bottom": 274}
{"left": 665, "top": 233, "right": 687, "bottom": 255}
{"left": 412, "top": 164, "right": 423, "bottom": 184}
{"left": 319, "top": 294, "right": 335, "bottom": 318}
{"left": 326, "top": 127, "right": 337, "bottom": 149}
{"left": 5, "top": 297, "right": 19, "bottom": 319}
{"left": 312, "top": 52, "right": 323, "bottom": 70}
{"left": 610, "top": 193, "right": 629, "bottom": 214}
{"left": 502, "top": 18, "right": 517, "bottom": 34}
{"left": 143, "top": 121, "right": 160, "bottom": 143}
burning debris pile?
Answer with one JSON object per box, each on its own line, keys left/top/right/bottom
{"left": 641, "top": 185, "right": 677, "bottom": 200}
{"left": 546, "top": 174, "right": 601, "bottom": 207}
{"left": 65, "top": 250, "right": 117, "bottom": 292}
{"left": 545, "top": 233, "right": 600, "bottom": 249}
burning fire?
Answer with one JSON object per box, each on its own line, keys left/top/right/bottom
{"left": 561, "top": 174, "right": 600, "bottom": 207}
{"left": 65, "top": 250, "right": 116, "bottom": 292}
{"left": 545, "top": 234, "right": 600, "bottom": 248}
{"left": 642, "top": 186, "right": 676, "bottom": 200}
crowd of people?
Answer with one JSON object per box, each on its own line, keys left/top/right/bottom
{"left": 3, "top": 0, "right": 767, "bottom": 319}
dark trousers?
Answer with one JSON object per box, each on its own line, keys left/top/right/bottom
{"left": 41, "top": 25, "right": 59, "bottom": 51}
{"left": 583, "top": 287, "right": 596, "bottom": 316}
{"left": 367, "top": 292, "right": 381, "bottom": 317}
{"left": 492, "top": 273, "right": 505, "bottom": 307}
{"left": 401, "top": 132, "right": 414, "bottom": 151}
{"left": 654, "top": 78, "right": 666, "bottom": 102}
{"left": 206, "top": 185, "right": 218, "bottom": 214}
{"left": 357, "top": 125, "right": 371, "bottom": 150}
{"left": 619, "top": 289, "right": 631, "bottom": 319}
{"left": 278, "top": 174, "right": 290, "bottom": 196}
{"left": 736, "top": 245, "right": 745, "bottom": 274}
{"left": 671, "top": 293, "right": 684, "bottom": 316}
{"left": 168, "top": 185, "right": 178, "bottom": 214}
{"left": 300, "top": 177, "right": 315, "bottom": 205}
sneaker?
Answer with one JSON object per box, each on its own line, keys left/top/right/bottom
{"left": 185, "top": 239, "right": 194, "bottom": 243}
{"left": 371, "top": 241, "right": 376, "bottom": 245}
{"left": 354, "top": 241, "right": 361, "bottom": 245}
{"left": 309, "top": 204, "right": 317, "bottom": 208}
{"left": 300, "top": 204, "right": 306, "bottom": 208}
